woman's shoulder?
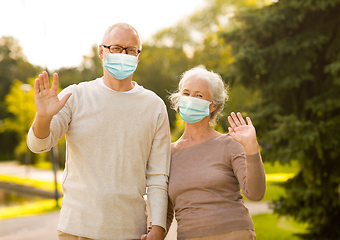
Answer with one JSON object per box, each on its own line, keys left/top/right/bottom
{"left": 215, "top": 133, "right": 245, "bottom": 153}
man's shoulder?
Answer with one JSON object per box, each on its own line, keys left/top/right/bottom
{"left": 139, "top": 88, "right": 164, "bottom": 103}
{"left": 60, "top": 79, "right": 99, "bottom": 93}
{"left": 72, "top": 78, "right": 99, "bottom": 89}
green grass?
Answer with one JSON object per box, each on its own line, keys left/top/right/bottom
{"left": 253, "top": 213, "right": 307, "bottom": 240}
{"left": 0, "top": 175, "right": 62, "bottom": 192}
{"left": 249, "top": 160, "right": 308, "bottom": 239}
{"left": 263, "top": 160, "right": 300, "bottom": 174}
{"left": 260, "top": 160, "right": 299, "bottom": 201}
{"left": 0, "top": 198, "right": 62, "bottom": 219}
{"left": 1, "top": 159, "right": 307, "bottom": 240}
{"left": 262, "top": 181, "right": 286, "bottom": 201}
{"left": 33, "top": 161, "right": 53, "bottom": 170}
{"left": 0, "top": 174, "right": 63, "bottom": 219}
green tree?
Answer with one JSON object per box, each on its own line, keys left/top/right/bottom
{"left": 0, "top": 37, "right": 42, "bottom": 110}
{"left": 134, "top": 45, "right": 191, "bottom": 126}
{"left": 0, "top": 79, "right": 35, "bottom": 160}
{"left": 0, "top": 36, "right": 42, "bottom": 160}
{"left": 79, "top": 44, "right": 103, "bottom": 82}
{"left": 57, "top": 44, "right": 103, "bottom": 88}
{"left": 0, "top": 76, "right": 67, "bottom": 166}
{"left": 222, "top": 0, "right": 340, "bottom": 238}
{"left": 148, "top": 0, "right": 273, "bottom": 131}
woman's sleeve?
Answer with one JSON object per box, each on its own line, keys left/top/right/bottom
{"left": 231, "top": 152, "right": 266, "bottom": 201}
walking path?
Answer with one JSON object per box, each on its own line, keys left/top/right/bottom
{"left": 0, "top": 161, "right": 272, "bottom": 240}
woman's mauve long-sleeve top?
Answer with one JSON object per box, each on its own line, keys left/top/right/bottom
{"left": 167, "top": 134, "right": 266, "bottom": 239}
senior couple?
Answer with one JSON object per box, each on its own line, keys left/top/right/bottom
{"left": 27, "top": 23, "right": 266, "bottom": 240}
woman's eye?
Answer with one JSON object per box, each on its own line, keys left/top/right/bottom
{"left": 183, "top": 93, "right": 190, "bottom": 96}
{"left": 197, "top": 94, "right": 203, "bottom": 98}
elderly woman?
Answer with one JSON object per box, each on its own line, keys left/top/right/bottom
{"left": 166, "top": 66, "right": 266, "bottom": 240}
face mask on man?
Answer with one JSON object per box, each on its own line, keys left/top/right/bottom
{"left": 179, "top": 96, "right": 212, "bottom": 123}
{"left": 104, "top": 53, "right": 138, "bottom": 80}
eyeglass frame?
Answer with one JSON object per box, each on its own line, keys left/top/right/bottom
{"left": 102, "top": 44, "right": 141, "bottom": 56}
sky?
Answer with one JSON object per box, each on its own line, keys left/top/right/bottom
{"left": 0, "top": 0, "right": 206, "bottom": 70}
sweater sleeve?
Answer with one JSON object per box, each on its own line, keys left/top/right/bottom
{"left": 27, "top": 87, "right": 73, "bottom": 153}
{"left": 146, "top": 102, "right": 171, "bottom": 231}
{"left": 166, "top": 196, "right": 174, "bottom": 234}
{"left": 232, "top": 152, "right": 266, "bottom": 201}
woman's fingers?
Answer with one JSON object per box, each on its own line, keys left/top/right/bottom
{"left": 229, "top": 112, "right": 252, "bottom": 128}
{"left": 246, "top": 116, "right": 253, "bottom": 126}
{"left": 229, "top": 112, "right": 246, "bottom": 127}
{"left": 237, "top": 112, "right": 246, "bottom": 125}
{"left": 231, "top": 112, "right": 240, "bottom": 126}
{"left": 228, "top": 116, "right": 237, "bottom": 129}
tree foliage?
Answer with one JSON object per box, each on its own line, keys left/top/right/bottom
{"left": 56, "top": 44, "right": 103, "bottom": 88}
{"left": 0, "top": 36, "right": 42, "bottom": 159}
{"left": 0, "top": 79, "right": 35, "bottom": 160}
{"left": 134, "top": 45, "right": 191, "bottom": 126}
{"left": 222, "top": 0, "right": 340, "bottom": 238}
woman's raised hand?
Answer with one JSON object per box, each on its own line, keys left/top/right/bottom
{"left": 34, "top": 71, "right": 72, "bottom": 119}
{"left": 228, "top": 112, "right": 259, "bottom": 155}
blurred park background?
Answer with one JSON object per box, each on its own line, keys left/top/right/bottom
{"left": 1, "top": 0, "right": 340, "bottom": 239}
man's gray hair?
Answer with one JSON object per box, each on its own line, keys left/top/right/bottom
{"left": 169, "top": 66, "right": 228, "bottom": 126}
{"left": 101, "top": 23, "right": 142, "bottom": 49}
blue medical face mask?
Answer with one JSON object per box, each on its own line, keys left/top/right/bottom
{"left": 179, "top": 96, "right": 212, "bottom": 123}
{"left": 104, "top": 53, "right": 138, "bottom": 80}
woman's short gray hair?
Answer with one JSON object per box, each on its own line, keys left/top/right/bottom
{"left": 169, "top": 66, "right": 228, "bottom": 126}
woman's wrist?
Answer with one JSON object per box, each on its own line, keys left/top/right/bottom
{"left": 243, "top": 140, "right": 259, "bottom": 155}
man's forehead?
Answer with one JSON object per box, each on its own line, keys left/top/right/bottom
{"left": 107, "top": 28, "right": 140, "bottom": 46}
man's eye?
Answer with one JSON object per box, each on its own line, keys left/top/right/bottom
{"left": 112, "top": 47, "right": 121, "bottom": 51}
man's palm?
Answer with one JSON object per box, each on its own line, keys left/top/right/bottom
{"left": 34, "top": 71, "right": 71, "bottom": 118}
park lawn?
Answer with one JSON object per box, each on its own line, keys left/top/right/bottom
{"left": 0, "top": 174, "right": 62, "bottom": 192}
{"left": 263, "top": 160, "right": 300, "bottom": 174}
{"left": 1, "top": 159, "right": 307, "bottom": 240}
{"left": 0, "top": 198, "right": 62, "bottom": 219}
{"left": 253, "top": 213, "right": 307, "bottom": 240}
{"left": 261, "top": 160, "right": 299, "bottom": 201}
{"left": 0, "top": 174, "right": 63, "bottom": 219}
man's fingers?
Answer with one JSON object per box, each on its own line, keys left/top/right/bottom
{"left": 59, "top": 93, "right": 72, "bottom": 107}
{"left": 141, "top": 234, "right": 147, "bottom": 240}
{"left": 42, "top": 71, "right": 50, "bottom": 90}
{"left": 34, "top": 78, "right": 40, "bottom": 94}
{"left": 52, "top": 73, "right": 59, "bottom": 91}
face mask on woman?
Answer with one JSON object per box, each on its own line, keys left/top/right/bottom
{"left": 179, "top": 96, "right": 212, "bottom": 123}
{"left": 104, "top": 53, "right": 138, "bottom": 80}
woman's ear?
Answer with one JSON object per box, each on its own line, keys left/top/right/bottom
{"left": 210, "top": 103, "right": 218, "bottom": 113}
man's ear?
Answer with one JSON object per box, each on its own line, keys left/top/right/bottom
{"left": 137, "top": 50, "right": 142, "bottom": 63}
{"left": 99, "top": 45, "right": 104, "bottom": 59}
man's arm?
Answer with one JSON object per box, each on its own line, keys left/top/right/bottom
{"left": 145, "top": 102, "right": 171, "bottom": 239}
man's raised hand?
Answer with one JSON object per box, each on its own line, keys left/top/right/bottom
{"left": 34, "top": 71, "right": 72, "bottom": 118}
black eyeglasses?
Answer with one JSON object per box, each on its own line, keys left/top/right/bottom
{"left": 102, "top": 45, "right": 141, "bottom": 56}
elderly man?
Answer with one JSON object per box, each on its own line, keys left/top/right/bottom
{"left": 27, "top": 23, "right": 170, "bottom": 240}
